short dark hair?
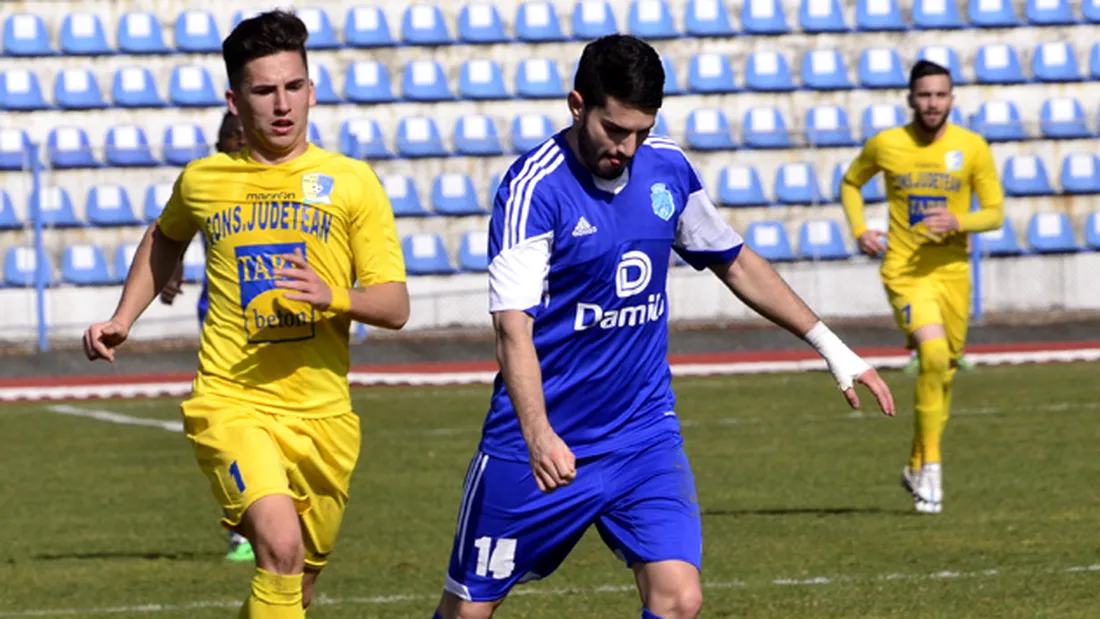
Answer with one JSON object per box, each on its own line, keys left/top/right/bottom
{"left": 909, "top": 60, "right": 952, "bottom": 90}
{"left": 573, "top": 35, "right": 664, "bottom": 111}
{"left": 223, "top": 10, "right": 308, "bottom": 88}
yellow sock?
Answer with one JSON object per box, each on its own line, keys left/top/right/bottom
{"left": 238, "top": 568, "right": 304, "bottom": 619}
{"left": 908, "top": 433, "right": 922, "bottom": 473}
{"left": 915, "top": 337, "right": 950, "bottom": 466}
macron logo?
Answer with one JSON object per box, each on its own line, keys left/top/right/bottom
{"left": 572, "top": 216, "right": 597, "bottom": 237}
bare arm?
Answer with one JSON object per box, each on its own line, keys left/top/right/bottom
{"left": 344, "top": 282, "right": 410, "bottom": 330}
{"left": 115, "top": 223, "right": 189, "bottom": 328}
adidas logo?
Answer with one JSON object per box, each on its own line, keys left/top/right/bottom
{"left": 572, "top": 216, "right": 597, "bottom": 237}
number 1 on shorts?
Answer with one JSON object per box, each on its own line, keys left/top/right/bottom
{"left": 473, "top": 536, "right": 517, "bottom": 579}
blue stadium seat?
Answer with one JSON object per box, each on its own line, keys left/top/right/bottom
{"left": 801, "top": 50, "right": 852, "bottom": 90}
{"left": 1087, "top": 0, "right": 1100, "bottom": 23}
{"left": 0, "top": 191, "right": 18, "bottom": 229}
{"left": 516, "top": 1, "right": 567, "bottom": 41}
{"left": 969, "top": 0, "right": 1019, "bottom": 26}
{"left": 1086, "top": 212, "right": 1100, "bottom": 250}
{"left": 950, "top": 107, "right": 965, "bottom": 126}
{"left": 629, "top": 0, "right": 677, "bottom": 39}
{"left": 31, "top": 187, "right": 79, "bottom": 227}
{"left": 163, "top": 124, "right": 209, "bottom": 166}
{"left": 741, "top": 0, "right": 790, "bottom": 34}
{"left": 685, "top": 0, "right": 735, "bottom": 35}
{"left": 798, "top": 220, "right": 850, "bottom": 260}
{"left": 652, "top": 112, "right": 670, "bottom": 136}
{"left": 170, "top": 66, "right": 220, "bottom": 107}
{"left": 310, "top": 63, "right": 341, "bottom": 104}
{"left": 861, "top": 104, "right": 905, "bottom": 140}
{"left": 174, "top": 10, "right": 221, "bottom": 53}
{"left": 111, "top": 67, "right": 163, "bottom": 107}
{"left": 745, "top": 221, "right": 795, "bottom": 261}
{"left": 117, "top": 12, "right": 170, "bottom": 54}
{"left": 143, "top": 183, "right": 173, "bottom": 221}
{"left": 718, "top": 165, "right": 769, "bottom": 207}
{"left": 396, "top": 117, "right": 448, "bottom": 158}
{"left": 1033, "top": 42, "right": 1082, "bottom": 82}
{"left": 1060, "top": 154, "right": 1100, "bottom": 194}
{"left": 833, "top": 163, "right": 885, "bottom": 203}
{"left": 459, "top": 231, "right": 490, "bottom": 272}
{"left": 3, "top": 14, "right": 52, "bottom": 56}
{"left": 383, "top": 175, "right": 431, "bottom": 216}
{"left": 402, "top": 60, "right": 452, "bottom": 101}
{"left": 182, "top": 241, "right": 205, "bottom": 283}
{"left": 54, "top": 69, "right": 106, "bottom": 110}
{"left": 47, "top": 127, "right": 98, "bottom": 169}
{"left": 1027, "top": 212, "right": 1078, "bottom": 253}
{"left": 432, "top": 174, "right": 485, "bottom": 215}
{"left": 4, "top": 247, "right": 52, "bottom": 287}
{"left": 113, "top": 244, "right": 137, "bottom": 282}
{"left": 974, "top": 43, "right": 1025, "bottom": 84}
{"left": 858, "top": 48, "right": 906, "bottom": 88}
{"left": 488, "top": 173, "right": 504, "bottom": 203}
{"left": 306, "top": 122, "right": 323, "bottom": 149}
{"left": 775, "top": 163, "right": 825, "bottom": 205}
{"left": 61, "top": 13, "right": 112, "bottom": 55}
{"left": 0, "top": 69, "right": 48, "bottom": 110}
{"left": 87, "top": 185, "right": 139, "bottom": 226}
{"left": 1027, "top": 0, "right": 1077, "bottom": 24}
{"left": 345, "top": 6, "right": 395, "bottom": 47}
{"left": 511, "top": 113, "right": 554, "bottom": 154}
{"left": 805, "top": 105, "right": 856, "bottom": 146}
{"left": 455, "top": 115, "right": 504, "bottom": 156}
{"left": 981, "top": 219, "right": 1022, "bottom": 256}
{"left": 345, "top": 61, "right": 395, "bottom": 103}
{"left": 745, "top": 51, "right": 794, "bottom": 91}
{"left": 460, "top": 59, "right": 508, "bottom": 99}
{"left": 0, "top": 129, "right": 29, "bottom": 171}
{"left": 741, "top": 107, "right": 791, "bottom": 149}
{"left": 662, "top": 56, "right": 682, "bottom": 94}
{"left": 402, "top": 5, "right": 452, "bottom": 45}
{"left": 1040, "top": 97, "right": 1090, "bottom": 139}
{"left": 912, "top": 0, "right": 965, "bottom": 28}
{"left": 403, "top": 233, "right": 456, "bottom": 274}
{"left": 799, "top": 0, "right": 849, "bottom": 32}
{"left": 339, "top": 119, "right": 391, "bottom": 159}
{"left": 573, "top": 0, "right": 618, "bottom": 39}
{"left": 62, "top": 245, "right": 112, "bottom": 285}
{"left": 688, "top": 53, "right": 737, "bottom": 93}
{"left": 856, "top": 0, "right": 907, "bottom": 30}
{"left": 516, "top": 58, "right": 564, "bottom": 98}
{"left": 685, "top": 108, "right": 735, "bottom": 151}
{"left": 459, "top": 3, "right": 509, "bottom": 43}
{"left": 917, "top": 46, "right": 966, "bottom": 84}
{"left": 971, "top": 100, "right": 1026, "bottom": 142}
{"left": 1002, "top": 155, "right": 1053, "bottom": 196}
{"left": 296, "top": 7, "right": 340, "bottom": 49}
{"left": 105, "top": 125, "right": 157, "bottom": 167}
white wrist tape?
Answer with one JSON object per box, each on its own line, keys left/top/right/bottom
{"left": 804, "top": 321, "right": 872, "bottom": 391}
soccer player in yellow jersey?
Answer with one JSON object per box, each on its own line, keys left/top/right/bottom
{"left": 81, "top": 11, "right": 409, "bottom": 618}
{"left": 841, "top": 60, "right": 1004, "bottom": 515}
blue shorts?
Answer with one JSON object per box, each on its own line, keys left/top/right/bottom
{"left": 444, "top": 437, "right": 702, "bottom": 602}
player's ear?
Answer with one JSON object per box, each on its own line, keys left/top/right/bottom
{"left": 308, "top": 79, "right": 317, "bottom": 107}
{"left": 226, "top": 88, "right": 240, "bottom": 117}
{"left": 567, "top": 91, "right": 585, "bottom": 123}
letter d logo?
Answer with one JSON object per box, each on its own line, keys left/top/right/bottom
{"left": 616, "top": 251, "right": 652, "bottom": 299}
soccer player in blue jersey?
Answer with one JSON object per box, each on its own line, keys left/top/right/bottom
{"left": 432, "top": 35, "right": 896, "bottom": 619}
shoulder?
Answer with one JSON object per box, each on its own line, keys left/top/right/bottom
{"left": 498, "top": 137, "right": 569, "bottom": 202}
{"left": 950, "top": 125, "right": 992, "bottom": 152}
{"left": 177, "top": 150, "right": 240, "bottom": 186}
{"left": 306, "top": 147, "right": 383, "bottom": 185}
{"left": 641, "top": 135, "right": 693, "bottom": 170}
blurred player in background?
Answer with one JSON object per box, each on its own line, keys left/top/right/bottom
{"left": 841, "top": 60, "right": 1004, "bottom": 514}
{"left": 433, "top": 35, "right": 895, "bottom": 619}
{"left": 84, "top": 11, "right": 409, "bottom": 618}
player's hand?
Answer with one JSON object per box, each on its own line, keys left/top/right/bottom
{"left": 273, "top": 249, "right": 333, "bottom": 309}
{"left": 159, "top": 265, "right": 185, "bottom": 305}
{"left": 843, "top": 368, "right": 896, "bottom": 417}
{"left": 525, "top": 428, "right": 577, "bottom": 493}
{"left": 857, "top": 230, "right": 887, "bottom": 257}
{"left": 922, "top": 207, "right": 960, "bottom": 235}
{"left": 82, "top": 318, "right": 130, "bottom": 363}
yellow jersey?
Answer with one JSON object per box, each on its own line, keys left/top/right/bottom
{"left": 157, "top": 144, "right": 406, "bottom": 417}
{"left": 841, "top": 123, "right": 1004, "bottom": 280}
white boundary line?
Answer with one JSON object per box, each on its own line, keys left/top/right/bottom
{"left": 45, "top": 404, "right": 183, "bottom": 433}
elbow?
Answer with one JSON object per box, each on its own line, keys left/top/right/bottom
{"left": 378, "top": 299, "right": 409, "bottom": 330}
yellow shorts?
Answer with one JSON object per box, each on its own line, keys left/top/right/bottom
{"left": 884, "top": 272, "right": 971, "bottom": 359}
{"left": 181, "top": 395, "right": 361, "bottom": 570}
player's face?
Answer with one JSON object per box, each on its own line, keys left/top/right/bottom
{"left": 909, "top": 74, "right": 954, "bottom": 134}
{"left": 228, "top": 50, "right": 315, "bottom": 159}
{"left": 573, "top": 94, "right": 656, "bottom": 179}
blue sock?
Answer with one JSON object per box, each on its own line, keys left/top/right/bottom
{"left": 641, "top": 609, "right": 664, "bottom": 619}
{"left": 432, "top": 612, "right": 443, "bottom": 619}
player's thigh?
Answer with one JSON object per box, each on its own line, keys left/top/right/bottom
{"left": 932, "top": 275, "right": 971, "bottom": 359}
{"left": 884, "top": 277, "right": 944, "bottom": 342}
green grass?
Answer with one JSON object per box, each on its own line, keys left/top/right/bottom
{"left": 1, "top": 363, "right": 1098, "bottom": 618}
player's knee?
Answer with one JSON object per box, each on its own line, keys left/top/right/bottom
{"left": 437, "top": 592, "right": 501, "bottom": 619}
{"left": 253, "top": 529, "right": 305, "bottom": 574}
{"left": 647, "top": 586, "right": 703, "bottom": 619}
{"left": 917, "top": 338, "right": 950, "bottom": 375}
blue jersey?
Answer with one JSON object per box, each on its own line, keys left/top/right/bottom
{"left": 197, "top": 235, "right": 210, "bottom": 325}
{"left": 479, "top": 132, "right": 744, "bottom": 462}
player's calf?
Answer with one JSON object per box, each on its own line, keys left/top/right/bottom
{"left": 435, "top": 592, "right": 503, "bottom": 619}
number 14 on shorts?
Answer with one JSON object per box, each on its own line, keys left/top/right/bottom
{"left": 473, "top": 537, "right": 516, "bottom": 580}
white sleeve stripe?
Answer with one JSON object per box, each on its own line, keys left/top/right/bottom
{"left": 504, "top": 140, "right": 559, "bottom": 250}
{"left": 517, "top": 153, "right": 564, "bottom": 245}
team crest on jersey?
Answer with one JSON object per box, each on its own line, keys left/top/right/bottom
{"left": 301, "top": 173, "right": 335, "bottom": 205}
{"left": 650, "top": 183, "right": 674, "bottom": 221}
{"left": 944, "top": 151, "right": 963, "bottom": 173}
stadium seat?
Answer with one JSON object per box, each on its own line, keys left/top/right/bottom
{"left": 685, "top": 108, "right": 735, "bottom": 151}
{"left": 143, "top": 183, "right": 173, "bottom": 221}
{"left": 31, "top": 187, "right": 79, "bottom": 227}
{"left": 0, "top": 69, "right": 48, "bottom": 110}
{"left": 745, "top": 51, "right": 795, "bottom": 91}
{"left": 798, "top": 220, "right": 850, "bottom": 260}
{"left": 117, "top": 12, "right": 170, "bottom": 54}
{"left": 917, "top": 46, "right": 966, "bottom": 84}
{"left": 459, "top": 231, "right": 490, "bottom": 272}
{"left": 912, "top": 0, "right": 965, "bottom": 28}
{"left": 1087, "top": 0, "right": 1100, "bottom": 23}
{"left": 488, "top": 173, "right": 504, "bottom": 203}
{"left": 111, "top": 67, "right": 163, "bottom": 107}
{"left": 981, "top": 219, "right": 1022, "bottom": 256}
{"left": 4, "top": 246, "right": 52, "bottom": 287}
{"left": 661, "top": 56, "right": 682, "bottom": 95}
{"left": 0, "top": 129, "right": 29, "bottom": 171}
{"left": 858, "top": 48, "right": 906, "bottom": 88}
{"left": 182, "top": 242, "right": 205, "bottom": 283}
{"left": 0, "top": 191, "right": 18, "bottom": 229}
{"left": 113, "top": 244, "right": 138, "bottom": 282}
{"left": 54, "top": 69, "right": 106, "bottom": 110}
{"left": 511, "top": 113, "right": 555, "bottom": 153}
{"left": 402, "top": 5, "right": 452, "bottom": 45}
{"left": 516, "top": 59, "right": 564, "bottom": 98}
{"left": 806, "top": 105, "right": 857, "bottom": 146}
{"left": 971, "top": 100, "right": 1026, "bottom": 142}
{"left": 175, "top": 10, "right": 221, "bottom": 53}
{"left": 86, "top": 185, "right": 139, "bottom": 227}
{"left": 105, "top": 125, "right": 158, "bottom": 167}
{"left": 1033, "top": 42, "right": 1082, "bottom": 82}
{"left": 1002, "top": 155, "right": 1053, "bottom": 196}
{"left": 345, "top": 61, "right": 395, "bottom": 103}
{"left": 685, "top": 0, "right": 735, "bottom": 35}
{"left": 801, "top": 50, "right": 852, "bottom": 90}
{"left": 718, "top": 165, "right": 769, "bottom": 207}
{"left": 339, "top": 119, "right": 391, "bottom": 159}
{"left": 3, "top": 14, "right": 52, "bottom": 56}
{"left": 396, "top": 117, "right": 448, "bottom": 158}
{"left": 457, "top": 3, "right": 508, "bottom": 43}
{"left": 799, "top": 0, "right": 849, "bottom": 32}
{"left": 295, "top": 7, "right": 340, "bottom": 49}
{"left": 310, "top": 63, "right": 341, "bottom": 104}
{"left": 629, "top": 0, "right": 677, "bottom": 39}
{"left": 516, "top": 1, "right": 567, "bottom": 41}
{"left": 688, "top": 53, "right": 737, "bottom": 93}
{"left": 745, "top": 221, "right": 795, "bottom": 261}
{"left": 573, "top": 0, "right": 618, "bottom": 39}
{"left": 741, "top": 107, "right": 791, "bottom": 149}
{"left": 949, "top": 107, "right": 965, "bottom": 126}
{"left": 454, "top": 115, "right": 504, "bottom": 156}
{"left": 403, "top": 234, "right": 456, "bottom": 274}
{"left": 652, "top": 112, "right": 670, "bottom": 136}
{"left": 1027, "top": 212, "right": 1078, "bottom": 253}
{"left": 861, "top": 104, "right": 905, "bottom": 140}
{"left": 47, "top": 127, "right": 98, "bottom": 169}
{"left": 383, "top": 175, "right": 430, "bottom": 216}
{"left": 968, "top": 0, "right": 1019, "bottom": 27}
{"left": 62, "top": 245, "right": 112, "bottom": 285}
{"left": 741, "top": 0, "right": 790, "bottom": 34}
{"left": 170, "top": 66, "right": 220, "bottom": 107}
{"left": 974, "top": 44, "right": 1026, "bottom": 84}
{"left": 1040, "top": 97, "right": 1090, "bottom": 139}
{"left": 306, "top": 122, "right": 323, "bottom": 149}
{"left": 1060, "top": 154, "right": 1100, "bottom": 194}
{"left": 460, "top": 59, "right": 508, "bottom": 99}
{"left": 775, "top": 163, "right": 825, "bottom": 205}
{"left": 1086, "top": 212, "right": 1100, "bottom": 250}
{"left": 402, "top": 60, "right": 452, "bottom": 101}
{"left": 833, "top": 163, "right": 885, "bottom": 203}
{"left": 432, "top": 174, "right": 485, "bottom": 215}
{"left": 60, "top": 13, "right": 111, "bottom": 55}
{"left": 163, "top": 124, "right": 209, "bottom": 166}
{"left": 856, "top": 0, "right": 907, "bottom": 31}
{"left": 345, "top": 6, "right": 395, "bottom": 47}
{"left": 1027, "top": 0, "right": 1077, "bottom": 24}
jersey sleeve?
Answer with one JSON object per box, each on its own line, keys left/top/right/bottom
{"left": 349, "top": 166, "right": 407, "bottom": 286}
{"left": 155, "top": 169, "right": 200, "bottom": 242}
{"left": 958, "top": 136, "right": 1005, "bottom": 233}
{"left": 840, "top": 136, "right": 881, "bottom": 239}
{"left": 488, "top": 167, "right": 558, "bottom": 316}
{"left": 673, "top": 159, "right": 744, "bottom": 270}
